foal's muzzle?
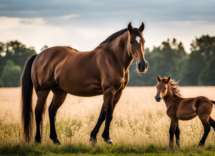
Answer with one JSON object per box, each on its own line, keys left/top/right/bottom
{"left": 137, "top": 60, "right": 148, "bottom": 73}
{"left": 155, "top": 95, "right": 162, "bottom": 102}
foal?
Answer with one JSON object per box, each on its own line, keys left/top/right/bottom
{"left": 155, "top": 76, "right": 215, "bottom": 148}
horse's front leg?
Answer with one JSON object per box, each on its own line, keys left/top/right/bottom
{"left": 90, "top": 89, "right": 123, "bottom": 145}
{"left": 90, "top": 104, "right": 106, "bottom": 144}
{"left": 169, "top": 117, "right": 178, "bottom": 149}
{"left": 175, "top": 123, "right": 180, "bottom": 149}
{"left": 102, "top": 87, "right": 116, "bottom": 144}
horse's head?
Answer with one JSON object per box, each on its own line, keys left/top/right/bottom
{"left": 155, "top": 75, "right": 171, "bottom": 102}
{"left": 127, "top": 22, "right": 148, "bottom": 73}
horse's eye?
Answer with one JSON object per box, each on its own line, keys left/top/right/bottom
{"left": 164, "top": 87, "right": 167, "bottom": 89}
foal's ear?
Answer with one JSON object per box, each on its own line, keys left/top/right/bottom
{"left": 128, "top": 22, "right": 132, "bottom": 34}
{"left": 157, "top": 76, "right": 161, "bottom": 82}
{"left": 167, "top": 75, "right": 171, "bottom": 83}
{"left": 139, "top": 22, "right": 145, "bottom": 33}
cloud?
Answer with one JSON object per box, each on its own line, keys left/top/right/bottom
{"left": 60, "top": 14, "right": 79, "bottom": 19}
{"left": 0, "top": 0, "right": 215, "bottom": 53}
{"left": 0, "top": 16, "right": 113, "bottom": 52}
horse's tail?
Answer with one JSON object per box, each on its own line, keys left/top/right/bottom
{"left": 211, "top": 100, "right": 215, "bottom": 104}
{"left": 21, "top": 54, "right": 37, "bottom": 143}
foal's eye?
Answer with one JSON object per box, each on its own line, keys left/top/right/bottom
{"left": 164, "top": 87, "right": 167, "bottom": 89}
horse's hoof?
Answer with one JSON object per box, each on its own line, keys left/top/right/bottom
{"left": 53, "top": 138, "right": 61, "bottom": 145}
{"left": 176, "top": 144, "right": 180, "bottom": 150}
{"left": 104, "top": 138, "right": 113, "bottom": 145}
{"left": 169, "top": 142, "right": 174, "bottom": 149}
{"left": 176, "top": 140, "right": 180, "bottom": 149}
{"left": 35, "top": 140, "right": 41, "bottom": 144}
{"left": 89, "top": 137, "right": 97, "bottom": 147}
{"left": 198, "top": 143, "right": 205, "bottom": 148}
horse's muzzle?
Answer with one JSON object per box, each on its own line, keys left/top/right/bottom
{"left": 137, "top": 60, "right": 148, "bottom": 73}
{"left": 155, "top": 95, "right": 162, "bottom": 102}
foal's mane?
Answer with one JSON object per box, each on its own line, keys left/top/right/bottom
{"left": 169, "top": 79, "right": 181, "bottom": 97}
{"left": 100, "top": 28, "right": 140, "bottom": 45}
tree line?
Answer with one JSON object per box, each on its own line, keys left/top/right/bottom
{"left": 128, "top": 35, "right": 215, "bottom": 86}
{"left": 0, "top": 35, "right": 214, "bottom": 87}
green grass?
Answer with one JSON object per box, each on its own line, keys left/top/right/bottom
{"left": 1, "top": 143, "right": 215, "bottom": 156}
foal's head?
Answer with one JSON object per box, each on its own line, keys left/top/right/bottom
{"left": 127, "top": 22, "right": 148, "bottom": 73}
{"left": 155, "top": 75, "right": 171, "bottom": 102}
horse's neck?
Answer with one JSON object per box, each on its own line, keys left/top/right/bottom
{"left": 164, "top": 87, "right": 182, "bottom": 108}
{"left": 107, "top": 32, "right": 133, "bottom": 71}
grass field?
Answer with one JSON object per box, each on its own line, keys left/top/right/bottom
{"left": 0, "top": 87, "right": 215, "bottom": 155}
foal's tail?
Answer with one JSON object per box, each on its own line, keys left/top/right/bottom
{"left": 21, "top": 54, "right": 37, "bottom": 143}
{"left": 211, "top": 100, "right": 215, "bottom": 104}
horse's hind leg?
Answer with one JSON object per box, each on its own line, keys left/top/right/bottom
{"left": 197, "top": 101, "right": 212, "bottom": 146}
{"left": 35, "top": 89, "right": 50, "bottom": 143}
{"left": 49, "top": 88, "right": 67, "bottom": 144}
{"left": 198, "top": 115, "right": 211, "bottom": 146}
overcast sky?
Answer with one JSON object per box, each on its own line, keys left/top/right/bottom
{"left": 0, "top": 0, "right": 215, "bottom": 53}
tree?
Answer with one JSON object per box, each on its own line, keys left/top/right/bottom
{"left": 128, "top": 39, "right": 187, "bottom": 86}
{"left": 40, "top": 45, "right": 49, "bottom": 51}
{"left": 1, "top": 60, "right": 22, "bottom": 87}
{"left": 0, "top": 40, "right": 36, "bottom": 87}
{"left": 198, "top": 57, "right": 215, "bottom": 85}
{"left": 179, "top": 51, "right": 206, "bottom": 86}
{"left": 180, "top": 35, "right": 215, "bottom": 85}
{"left": 3, "top": 40, "right": 36, "bottom": 68}
{"left": 191, "top": 35, "right": 215, "bottom": 61}
{"left": 0, "top": 77, "right": 3, "bottom": 87}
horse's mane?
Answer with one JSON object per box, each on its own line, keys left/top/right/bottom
{"left": 169, "top": 79, "right": 181, "bottom": 97}
{"left": 100, "top": 28, "right": 140, "bottom": 45}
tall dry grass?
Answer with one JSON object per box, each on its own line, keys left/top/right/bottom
{"left": 0, "top": 87, "right": 215, "bottom": 149}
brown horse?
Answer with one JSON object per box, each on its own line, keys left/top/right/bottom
{"left": 21, "top": 22, "right": 148, "bottom": 145}
{"left": 155, "top": 76, "right": 215, "bottom": 148}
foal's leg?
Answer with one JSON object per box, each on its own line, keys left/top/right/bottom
{"left": 169, "top": 117, "right": 178, "bottom": 149}
{"left": 35, "top": 89, "right": 50, "bottom": 143}
{"left": 209, "top": 117, "right": 215, "bottom": 130}
{"left": 175, "top": 123, "right": 180, "bottom": 148}
{"left": 197, "top": 102, "right": 212, "bottom": 147}
{"left": 198, "top": 117, "right": 211, "bottom": 146}
{"left": 90, "top": 89, "right": 122, "bottom": 144}
{"left": 49, "top": 88, "right": 67, "bottom": 144}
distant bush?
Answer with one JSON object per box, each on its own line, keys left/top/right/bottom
{"left": 2, "top": 60, "right": 22, "bottom": 87}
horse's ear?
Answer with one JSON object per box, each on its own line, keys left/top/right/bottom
{"left": 157, "top": 76, "right": 161, "bottom": 82}
{"left": 128, "top": 22, "right": 132, "bottom": 34}
{"left": 139, "top": 22, "right": 145, "bottom": 33}
{"left": 167, "top": 75, "right": 171, "bottom": 83}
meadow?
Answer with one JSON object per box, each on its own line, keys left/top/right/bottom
{"left": 0, "top": 86, "right": 215, "bottom": 155}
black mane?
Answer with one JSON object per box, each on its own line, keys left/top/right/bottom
{"left": 100, "top": 28, "right": 140, "bottom": 45}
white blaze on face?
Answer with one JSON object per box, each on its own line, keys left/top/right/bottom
{"left": 136, "top": 36, "right": 141, "bottom": 43}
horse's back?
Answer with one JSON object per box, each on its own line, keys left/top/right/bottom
{"left": 176, "top": 96, "right": 213, "bottom": 120}
{"left": 31, "top": 46, "right": 103, "bottom": 96}
{"left": 31, "top": 46, "right": 75, "bottom": 87}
